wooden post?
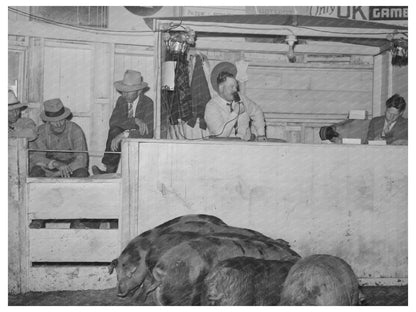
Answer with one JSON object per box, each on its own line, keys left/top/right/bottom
{"left": 153, "top": 20, "right": 162, "bottom": 139}
{"left": 372, "top": 52, "right": 389, "bottom": 118}
{"left": 8, "top": 138, "right": 29, "bottom": 294}
{"left": 120, "top": 140, "right": 140, "bottom": 249}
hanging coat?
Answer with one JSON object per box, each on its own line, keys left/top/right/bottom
{"left": 189, "top": 54, "right": 211, "bottom": 129}
{"left": 170, "top": 53, "right": 193, "bottom": 124}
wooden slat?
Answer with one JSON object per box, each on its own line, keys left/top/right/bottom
{"left": 27, "top": 181, "right": 121, "bottom": 219}
{"left": 246, "top": 89, "right": 372, "bottom": 114}
{"left": 29, "top": 229, "right": 119, "bottom": 262}
{"left": 247, "top": 67, "right": 373, "bottom": 91}
{"left": 28, "top": 266, "right": 116, "bottom": 292}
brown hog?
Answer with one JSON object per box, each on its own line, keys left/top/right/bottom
{"left": 279, "top": 254, "right": 360, "bottom": 306}
{"left": 202, "top": 256, "right": 296, "bottom": 305}
{"left": 108, "top": 214, "right": 225, "bottom": 298}
{"left": 148, "top": 235, "right": 301, "bottom": 305}
{"left": 108, "top": 214, "right": 290, "bottom": 299}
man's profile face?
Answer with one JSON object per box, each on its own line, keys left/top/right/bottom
{"left": 385, "top": 107, "right": 402, "bottom": 123}
{"left": 49, "top": 119, "right": 67, "bottom": 134}
{"left": 8, "top": 108, "right": 21, "bottom": 124}
{"left": 121, "top": 90, "right": 139, "bottom": 103}
{"left": 219, "top": 77, "right": 238, "bottom": 102}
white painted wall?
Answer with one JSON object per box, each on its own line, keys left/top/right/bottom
{"left": 126, "top": 140, "right": 407, "bottom": 285}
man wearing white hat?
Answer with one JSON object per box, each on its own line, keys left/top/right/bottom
{"left": 92, "top": 70, "right": 154, "bottom": 175}
{"left": 8, "top": 90, "right": 37, "bottom": 141}
{"left": 205, "top": 62, "right": 266, "bottom": 141}
{"left": 30, "top": 98, "right": 89, "bottom": 178}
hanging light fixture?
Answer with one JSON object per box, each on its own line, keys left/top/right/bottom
{"left": 391, "top": 38, "right": 408, "bottom": 67}
{"left": 285, "top": 34, "right": 297, "bottom": 63}
{"left": 163, "top": 26, "right": 196, "bottom": 55}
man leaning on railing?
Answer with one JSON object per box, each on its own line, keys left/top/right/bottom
{"left": 29, "top": 98, "right": 89, "bottom": 178}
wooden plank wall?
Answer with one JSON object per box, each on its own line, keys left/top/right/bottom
{"left": 9, "top": 139, "right": 122, "bottom": 293}
{"left": 9, "top": 34, "right": 156, "bottom": 169}
{"left": 25, "top": 177, "right": 122, "bottom": 291}
{"left": 125, "top": 140, "right": 407, "bottom": 286}
{"left": 192, "top": 38, "right": 376, "bottom": 144}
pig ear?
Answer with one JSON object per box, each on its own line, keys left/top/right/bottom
{"left": 152, "top": 266, "right": 167, "bottom": 282}
{"left": 108, "top": 258, "right": 118, "bottom": 274}
{"left": 126, "top": 265, "right": 137, "bottom": 278}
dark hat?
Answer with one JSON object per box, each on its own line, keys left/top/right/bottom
{"left": 40, "top": 98, "right": 72, "bottom": 122}
{"left": 8, "top": 90, "right": 27, "bottom": 110}
{"left": 114, "top": 70, "right": 148, "bottom": 92}
{"left": 319, "top": 126, "right": 339, "bottom": 141}
{"left": 210, "top": 62, "right": 237, "bottom": 93}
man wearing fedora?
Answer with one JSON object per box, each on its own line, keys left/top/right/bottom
{"left": 92, "top": 70, "right": 154, "bottom": 175}
{"left": 30, "top": 98, "right": 89, "bottom": 178}
{"left": 8, "top": 89, "right": 37, "bottom": 141}
{"left": 205, "top": 62, "right": 266, "bottom": 141}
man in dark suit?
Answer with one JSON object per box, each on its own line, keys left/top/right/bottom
{"left": 92, "top": 70, "right": 154, "bottom": 174}
{"left": 364, "top": 94, "right": 408, "bottom": 145}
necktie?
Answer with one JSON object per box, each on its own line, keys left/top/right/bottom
{"left": 382, "top": 121, "right": 393, "bottom": 137}
{"left": 128, "top": 103, "right": 134, "bottom": 118}
{"left": 227, "top": 102, "right": 238, "bottom": 134}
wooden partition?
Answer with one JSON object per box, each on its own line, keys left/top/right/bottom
{"left": 123, "top": 139, "right": 408, "bottom": 286}
{"left": 8, "top": 138, "right": 121, "bottom": 293}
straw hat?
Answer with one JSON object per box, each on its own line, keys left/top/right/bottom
{"left": 210, "top": 62, "right": 237, "bottom": 93}
{"left": 8, "top": 90, "right": 27, "bottom": 110}
{"left": 114, "top": 70, "right": 148, "bottom": 92}
{"left": 40, "top": 98, "right": 72, "bottom": 122}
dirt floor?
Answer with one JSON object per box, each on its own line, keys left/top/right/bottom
{"left": 8, "top": 286, "right": 408, "bottom": 306}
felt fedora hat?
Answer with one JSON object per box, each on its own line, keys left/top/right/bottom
{"left": 210, "top": 61, "right": 237, "bottom": 93}
{"left": 114, "top": 70, "right": 148, "bottom": 92}
{"left": 40, "top": 98, "right": 72, "bottom": 122}
{"left": 8, "top": 90, "right": 27, "bottom": 110}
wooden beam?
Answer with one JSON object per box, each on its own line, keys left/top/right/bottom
{"left": 17, "top": 139, "right": 29, "bottom": 293}
{"left": 194, "top": 39, "right": 381, "bottom": 56}
{"left": 27, "top": 180, "right": 121, "bottom": 219}
{"left": 28, "top": 266, "right": 116, "bottom": 292}
{"left": 156, "top": 20, "right": 403, "bottom": 39}
{"left": 29, "top": 229, "right": 119, "bottom": 262}
{"left": 154, "top": 23, "right": 162, "bottom": 140}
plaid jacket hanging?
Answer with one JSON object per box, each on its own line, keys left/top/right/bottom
{"left": 189, "top": 54, "right": 211, "bottom": 129}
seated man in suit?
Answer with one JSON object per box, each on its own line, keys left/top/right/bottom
{"left": 92, "top": 70, "right": 154, "bottom": 175}
{"left": 364, "top": 94, "right": 408, "bottom": 145}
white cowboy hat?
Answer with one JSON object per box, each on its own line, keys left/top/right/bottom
{"left": 114, "top": 70, "right": 148, "bottom": 92}
{"left": 210, "top": 62, "right": 238, "bottom": 93}
{"left": 8, "top": 90, "right": 27, "bottom": 110}
{"left": 40, "top": 98, "right": 72, "bottom": 122}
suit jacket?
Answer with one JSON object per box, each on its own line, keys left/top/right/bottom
{"left": 109, "top": 94, "right": 154, "bottom": 138}
{"left": 365, "top": 115, "right": 408, "bottom": 144}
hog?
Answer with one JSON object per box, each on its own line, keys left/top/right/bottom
{"left": 202, "top": 256, "right": 296, "bottom": 305}
{"left": 148, "top": 234, "right": 301, "bottom": 305}
{"left": 279, "top": 254, "right": 360, "bottom": 306}
{"left": 108, "top": 214, "right": 291, "bottom": 299}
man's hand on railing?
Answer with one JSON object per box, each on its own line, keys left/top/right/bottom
{"left": 111, "top": 133, "right": 125, "bottom": 151}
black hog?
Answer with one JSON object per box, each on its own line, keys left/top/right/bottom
{"left": 108, "top": 214, "right": 291, "bottom": 299}
{"left": 148, "top": 235, "right": 301, "bottom": 305}
{"left": 202, "top": 256, "right": 296, "bottom": 305}
{"left": 279, "top": 254, "right": 360, "bottom": 306}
